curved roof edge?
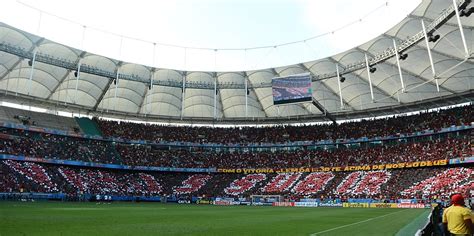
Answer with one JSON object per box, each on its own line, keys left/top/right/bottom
{"left": 1, "top": 90, "right": 471, "bottom": 125}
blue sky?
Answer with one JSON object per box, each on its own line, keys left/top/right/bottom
{"left": 0, "top": 0, "right": 420, "bottom": 71}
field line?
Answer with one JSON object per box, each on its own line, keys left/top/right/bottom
{"left": 309, "top": 209, "right": 409, "bottom": 236}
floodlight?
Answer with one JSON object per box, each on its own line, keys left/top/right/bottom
{"left": 399, "top": 53, "right": 408, "bottom": 60}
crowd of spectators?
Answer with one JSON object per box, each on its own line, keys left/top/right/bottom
{"left": 291, "top": 172, "right": 335, "bottom": 196}
{"left": 401, "top": 167, "right": 474, "bottom": 199}
{"left": 57, "top": 166, "right": 162, "bottom": 196}
{"left": 95, "top": 105, "right": 472, "bottom": 144}
{"left": 0, "top": 104, "right": 470, "bottom": 171}
{"left": 223, "top": 174, "right": 267, "bottom": 196}
{"left": 1, "top": 160, "right": 472, "bottom": 201}
{"left": 3, "top": 160, "right": 59, "bottom": 192}
{"left": 173, "top": 175, "right": 212, "bottom": 195}
{"left": 0, "top": 125, "right": 470, "bottom": 169}
{"left": 0, "top": 104, "right": 471, "bottom": 203}
{"left": 116, "top": 136, "right": 471, "bottom": 169}
{"left": 0, "top": 128, "right": 121, "bottom": 164}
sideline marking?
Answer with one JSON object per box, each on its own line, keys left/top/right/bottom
{"left": 309, "top": 209, "right": 410, "bottom": 235}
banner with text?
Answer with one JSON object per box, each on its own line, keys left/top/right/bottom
{"left": 343, "top": 203, "right": 369, "bottom": 208}
{"left": 369, "top": 203, "right": 398, "bottom": 208}
{"left": 217, "top": 160, "right": 448, "bottom": 174}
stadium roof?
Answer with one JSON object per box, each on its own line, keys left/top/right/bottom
{"left": 0, "top": 0, "right": 472, "bottom": 124}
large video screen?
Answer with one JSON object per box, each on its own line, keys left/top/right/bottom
{"left": 272, "top": 73, "right": 312, "bottom": 105}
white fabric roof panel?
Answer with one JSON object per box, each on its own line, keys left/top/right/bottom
{"left": 0, "top": 51, "right": 18, "bottom": 73}
{"left": 141, "top": 86, "right": 182, "bottom": 116}
{"left": 120, "top": 64, "right": 151, "bottom": 79}
{"left": 183, "top": 88, "right": 222, "bottom": 118}
{"left": 98, "top": 79, "right": 147, "bottom": 113}
{"left": 155, "top": 69, "right": 183, "bottom": 82}
{"left": 0, "top": 26, "right": 34, "bottom": 49}
{"left": 0, "top": 0, "right": 471, "bottom": 123}
{"left": 217, "top": 72, "right": 247, "bottom": 118}
{"left": 138, "top": 69, "right": 184, "bottom": 117}
{"left": 38, "top": 42, "right": 79, "bottom": 62}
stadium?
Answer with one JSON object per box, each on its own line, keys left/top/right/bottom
{"left": 0, "top": 0, "right": 473, "bottom": 235}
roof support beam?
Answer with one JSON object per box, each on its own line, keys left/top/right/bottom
{"left": 47, "top": 51, "right": 86, "bottom": 100}
{"left": 300, "top": 64, "right": 352, "bottom": 112}
{"left": 213, "top": 73, "right": 218, "bottom": 119}
{"left": 216, "top": 75, "right": 226, "bottom": 119}
{"left": 46, "top": 70, "right": 71, "bottom": 100}
{"left": 0, "top": 38, "right": 44, "bottom": 82}
{"left": 452, "top": 0, "right": 470, "bottom": 58}
{"left": 92, "top": 62, "right": 122, "bottom": 111}
{"left": 244, "top": 75, "right": 248, "bottom": 118}
{"left": 393, "top": 39, "right": 406, "bottom": 93}
{"left": 379, "top": 35, "right": 458, "bottom": 94}
{"left": 313, "top": 60, "right": 357, "bottom": 110}
{"left": 345, "top": 49, "right": 403, "bottom": 102}
{"left": 138, "top": 69, "right": 155, "bottom": 116}
{"left": 336, "top": 64, "right": 345, "bottom": 109}
{"left": 0, "top": 59, "right": 23, "bottom": 81}
{"left": 408, "top": 15, "right": 474, "bottom": 30}
{"left": 311, "top": 97, "right": 336, "bottom": 123}
{"left": 421, "top": 19, "right": 440, "bottom": 92}
{"left": 137, "top": 85, "right": 150, "bottom": 116}
{"left": 402, "top": 29, "right": 474, "bottom": 64}
{"left": 364, "top": 53, "right": 375, "bottom": 101}
{"left": 180, "top": 72, "right": 186, "bottom": 119}
{"left": 27, "top": 49, "right": 38, "bottom": 96}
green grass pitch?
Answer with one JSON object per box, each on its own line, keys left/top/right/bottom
{"left": 0, "top": 201, "right": 428, "bottom": 236}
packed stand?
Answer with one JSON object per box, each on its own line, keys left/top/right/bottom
{"left": 95, "top": 105, "right": 472, "bottom": 144}
{"left": 0, "top": 125, "right": 470, "bottom": 169}
{"left": 117, "top": 135, "right": 471, "bottom": 169}
{"left": 0, "top": 128, "right": 121, "bottom": 164}
{"left": 58, "top": 166, "right": 163, "bottom": 196}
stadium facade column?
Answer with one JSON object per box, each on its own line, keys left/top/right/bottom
{"left": 452, "top": 0, "right": 470, "bottom": 58}
{"left": 244, "top": 49, "right": 249, "bottom": 118}
{"left": 113, "top": 68, "right": 120, "bottom": 111}
{"left": 244, "top": 75, "right": 248, "bottom": 118}
{"left": 143, "top": 69, "right": 155, "bottom": 116}
{"left": 214, "top": 73, "right": 217, "bottom": 119}
{"left": 4, "top": 66, "right": 10, "bottom": 95}
{"left": 181, "top": 72, "right": 186, "bottom": 119}
{"left": 364, "top": 53, "right": 374, "bottom": 101}
{"left": 15, "top": 63, "right": 21, "bottom": 96}
{"left": 392, "top": 39, "right": 405, "bottom": 93}
{"left": 181, "top": 48, "right": 188, "bottom": 119}
{"left": 74, "top": 61, "right": 81, "bottom": 104}
{"left": 421, "top": 19, "right": 439, "bottom": 92}
{"left": 335, "top": 64, "right": 344, "bottom": 110}
{"left": 27, "top": 49, "right": 38, "bottom": 96}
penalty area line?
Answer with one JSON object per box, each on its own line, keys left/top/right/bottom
{"left": 309, "top": 209, "right": 410, "bottom": 236}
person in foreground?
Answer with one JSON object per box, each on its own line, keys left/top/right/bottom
{"left": 443, "top": 193, "right": 473, "bottom": 236}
